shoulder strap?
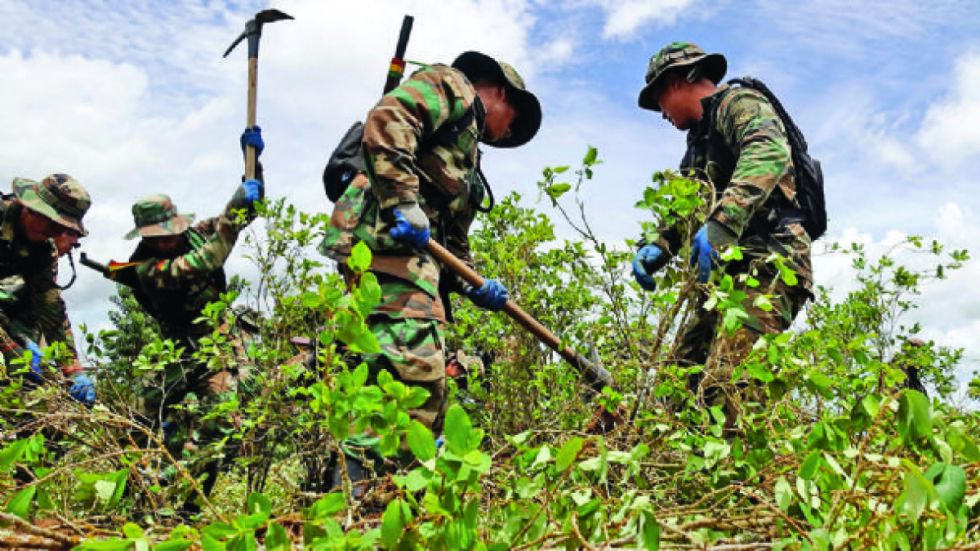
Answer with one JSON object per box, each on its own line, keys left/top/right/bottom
{"left": 728, "top": 77, "right": 809, "bottom": 152}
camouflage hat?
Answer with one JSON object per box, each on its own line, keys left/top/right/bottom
{"left": 452, "top": 51, "right": 542, "bottom": 148}
{"left": 638, "top": 41, "right": 727, "bottom": 111}
{"left": 124, "top": 194, "right": 195, "bottom": 240}
{"left": 12, "top": 174, "right": 91, "bottom": 235}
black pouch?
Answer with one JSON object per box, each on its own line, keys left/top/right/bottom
{"left": 323, "top": 122, "right": 367, "bottom": 202}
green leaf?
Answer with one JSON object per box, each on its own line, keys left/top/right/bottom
{"left": 381, "top": 499, "right": 411, "bottom": 548}
{"left": 583, "top": 146, "right": 599, "bottom": 165}
{"left": 246, "top": 492, "right": 272, "bottom": 518}
{"left": 637, "top": 510, "right": 660, "bottom": 551}
{"left": 931, "top": 464, "right": 966, "bottom": 512}
{"left": 555, "top": 437, "right": 585, "bottom": 471}
{"left": 201, "top": 533, "right": 226, "bottom": 551}
{"left": 121, "top": 522, "right": 144, "bottom": 539}
{"left": 545, "top": 183, "right": 572, "bottom": 200}
{"left": 799, "top": 451, "right": 822, "bottom": 480}
{"left": 74, "top": 540, "right": 133, "bottom": 551}
{"left": 403, "top": 386, "right": 431, "bottom": 409}
{"left": 0, "top": 439, "right": 29, "bottom": 474}
{"left": 265, "top": 522, "right": 290, "bottom": 551}
{"left": 347, "top": 241, "right": 372, "bottom": 272}
{"left": 156, "top": 540, "right": 194, "bottom": 551}
{"left": 308, "top": 492, "right": 346, "bottom": 520}
{"left": 898, "top": 389, "right": 932, "bottom": 442}
{"left": 901, "top": 468, "right": 932, "bottom": 522}
{"left": 94, "top": 479, "right": 117, "bottom": 506}
{"left": 5, "top": 485, "right": 35, "bottom": 519}
{"left": 443, "top": 404, "right": 473, "bottom": 455}
{"left": 406, "top": 420, "right": 436, "bottom": 461}
{"left": 775, "top": 476, "right": 793, "bottom": 511}
{"left": 226, "top": 532, "right": 257, "bottom": 551}
{"left": 203, "top": 522, "right": 239, "bottom": 540}
{"left": 747, "top": 362, "right": 774, "bottom": 383}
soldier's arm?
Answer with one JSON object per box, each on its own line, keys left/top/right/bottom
{"left": 29, "top": 255, "right": 82, "bottom": 374}
{"left": 136, "top": 216, "right": 240, "bottom": 291}
{"left": 362, "top": 68, "right": 464, "bottom": 209}
{"left": 136, "top": 221, "right": 239, "bottom": 290}
{"left": 710, "top": 89, "right": 794, "bottom": 238}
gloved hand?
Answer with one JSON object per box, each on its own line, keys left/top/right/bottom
{"left": 240, "top": 126, "right": 264, "bottom": 157}
{"left": 69, "top": 373, "right": 96, "bottom": 407}
{"left": 690, "top": 221, "right": 737, "bottom": 283}
{"left": 632, "top": 244, "right": 667, "bottom": 291}
{"left": 242, "top": 178, "right": 263, "bottom": 203}
{"left": 389, "top": 203, "right": 430, "bottom": 248}
{"left": 466, "top": 279, "right": 509, "bottom": 311}
{"left": 25, "top": 340, "right": 44, "bottom": 384}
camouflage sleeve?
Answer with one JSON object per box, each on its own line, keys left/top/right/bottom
{"left": 28, "top": 251, "right": 80, "bottom": 373}
{"left": 710, "top": 89, "right": 794, "bottom": 238}
{"left": 362, "top": 67, "right": 469, "bottom": 210}
{"left": 192, "top": 216, "right": 220, "bottom": 235}
{"left": 136, "top": 214, "right": 240, "bottom": 290}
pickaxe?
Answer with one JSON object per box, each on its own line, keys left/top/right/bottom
{"left": 223, "top": 9, "right": 294, "bottom": 180}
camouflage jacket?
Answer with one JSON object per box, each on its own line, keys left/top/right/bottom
{"left": 320, "top": 64, "right": 488, "bottom": 322}
{"left": 656, "top": 84, "right": 813, "bottom": 292}
{"left": 111, "top": 192, "right": 253, "bottom": 340}
{"left": 0, "top": 198, "right": 80, "bottom": 373}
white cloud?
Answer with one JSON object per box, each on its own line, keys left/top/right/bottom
{"left": 0, "top": 0, "right": 562, "bottom": 356}
{"left": 576, "top": 0, "right": 699, "bottom": 40}
{"left": 917, "top": 51, "right": 980, "bottom": 170}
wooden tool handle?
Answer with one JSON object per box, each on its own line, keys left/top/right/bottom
{"left": 245, "top": 56, "right": 258, "bottom": 180}
{"left": 425, "top": 240, "right": 613, "bottom": 390}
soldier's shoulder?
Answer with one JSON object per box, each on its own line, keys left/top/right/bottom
{"left": 717, "top": 85, "right": 772, "bottom": 119}
{"left": 408, "top": 64, "right": 475, "bottom": 101}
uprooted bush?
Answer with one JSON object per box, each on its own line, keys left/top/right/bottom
{"left": 1, "top": 148, "right": 978, "bottom": 550}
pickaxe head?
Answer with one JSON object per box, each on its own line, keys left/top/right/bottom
{"left": 223, "top": 9, "right": 294, "bottom": 59}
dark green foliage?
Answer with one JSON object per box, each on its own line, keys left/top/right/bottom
{"left": 0, "top": 152, "right": 977, "bottom": 549}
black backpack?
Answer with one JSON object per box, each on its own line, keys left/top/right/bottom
{"left": 728, "top": 77, "right": 827, "bottom": 240}
{"left": 322, "top": 105, "right": 480, "bottom": 203}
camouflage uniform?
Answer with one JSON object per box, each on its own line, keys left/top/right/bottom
{"left": 639, "top": 43, "right": 813, "bottom": 415}
{"left": 0, "top": 175, "right": 90, "bottom": 377}
{"left": 106, "top": 185, "right": 260, "bottom": 493}
{"left": 320, "top": 58, "right": 538, "bottom": 430}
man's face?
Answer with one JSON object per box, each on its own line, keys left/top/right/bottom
{"left": 481, "top": 86, "right": 518, "bottom": 143}
{"left": 20, "top": 206, "right": 80, "bottom": 256}
{"left": 655, "top": 73, "right": 704, "bottom": 131}
{"left": 142, "top": 234, "right": 184, "bottom": 256}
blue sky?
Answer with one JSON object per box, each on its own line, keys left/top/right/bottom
{"left": 1, "top": 0, "right": 979, "bottom": 396}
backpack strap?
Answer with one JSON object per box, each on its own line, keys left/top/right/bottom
{"left": 728, "top": 77, "right": 809, "bottom": 152}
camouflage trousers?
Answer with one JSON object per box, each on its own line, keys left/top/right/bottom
{"left": 364, "top": 313, "right": 448, "bottom": 432}
{"left": 673, "top": 271, "right": 809, "bottom": 426}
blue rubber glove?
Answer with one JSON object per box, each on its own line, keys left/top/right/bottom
{"left": 25, "top": 340, "right": 44, "bottom": 384}
{"left": 466, "top": 279, "right": 510, "bottom": 311}
{"left": 632, "top": 244, "right": 666, "bottom": 291}
{"left": 240, "top": 126, "right": 264, "bottom": 157}
{"left": 389, "top": 204, "right": 430, "bottom": 248}
{"left": 689, "top": 221, "right": 737, "bottom": 283}
{"left": 242, "top": 178, "right": 263, "bottom": 203}
{"left": 69, "top": 373, "right": 96, "bottom": 407}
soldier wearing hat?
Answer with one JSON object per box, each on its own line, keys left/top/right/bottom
{"left": 0, "top": 173, "right": 94, "bottom": 406}
{"left": 632, "top": 42, "right": 813, "bottom": 428}
{"left": 94, "top": 129, "right": 265, "bottom": 508}
{"left": 319, "top": 51, "right": 541, "bottom": 481}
